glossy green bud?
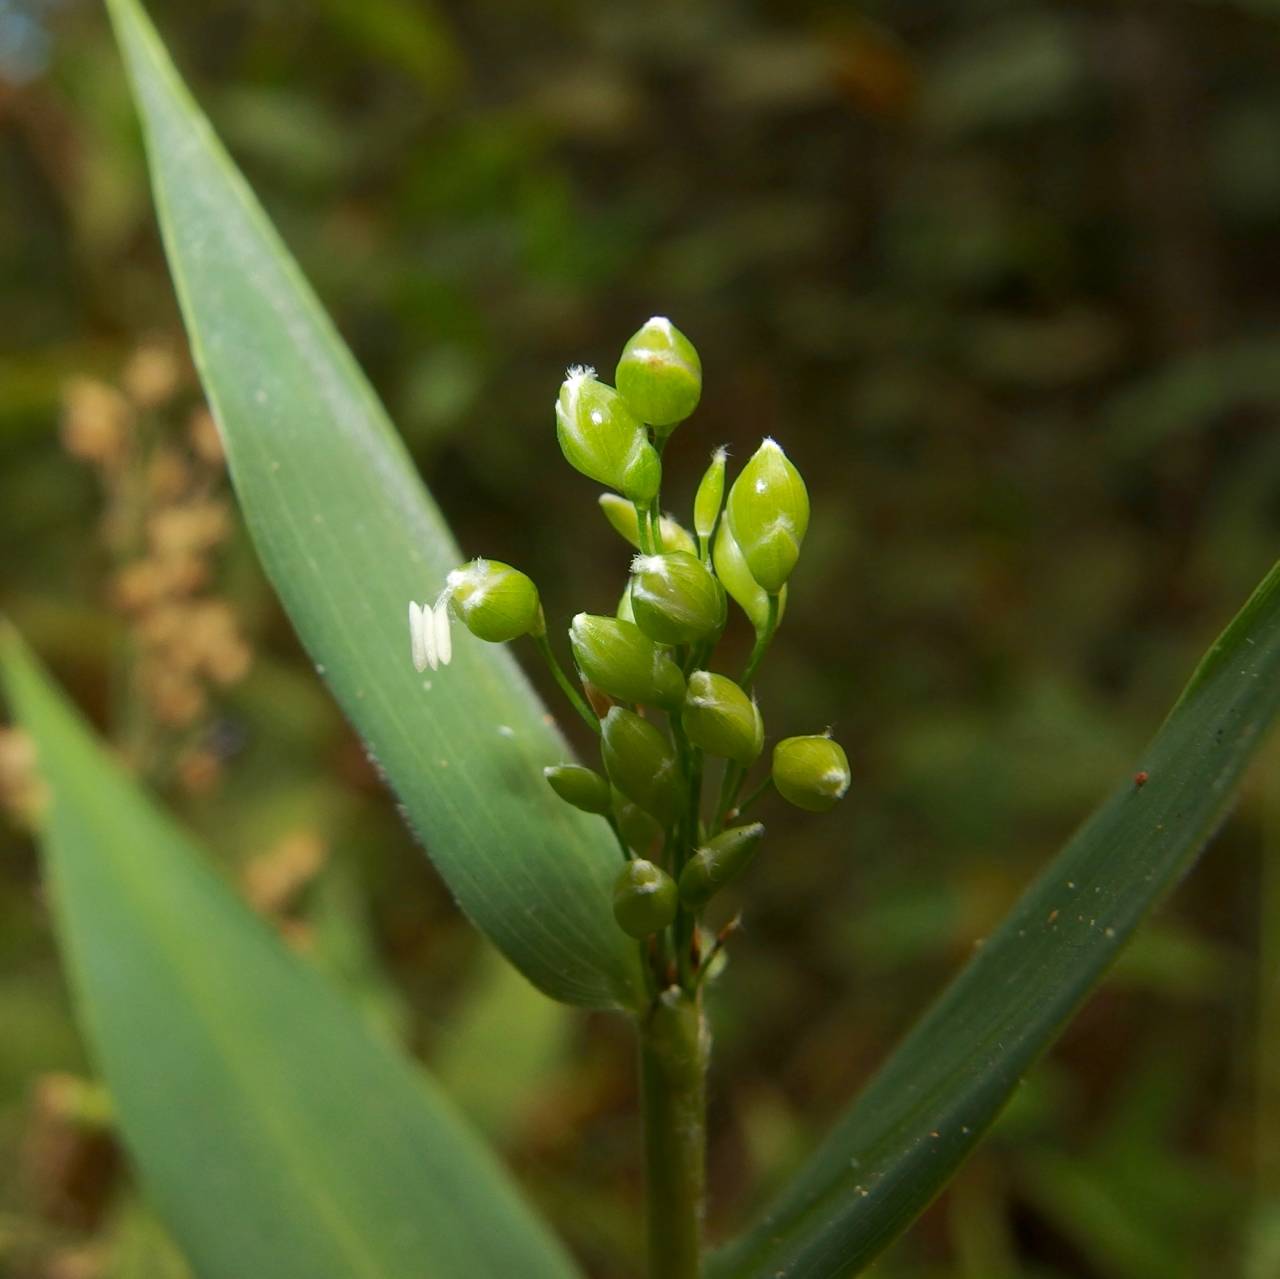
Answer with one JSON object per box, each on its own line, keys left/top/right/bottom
{"left": 598, "top": 493, "right": 697, "bottom": 556}
{"left": 613, "top": 858, "right": 679, "bottom": 938}
{"left": 772, "top": 734, "right": 850, "bottom": 812}
{"left": 713, "top": 519, "right": 787, "bottom": 636}
{"left": 601, "top": 707, "right": 682, "bottom": 824}
{"left": 726, "top": 438, "right": 810, "bottom": 593}
{"left": 556, "top": 367, "right": 661, "bottom": 503}
{"left": 694, "top": 446, "right": 727, "bottom": 546}
{"left": 543, "top": 763, "right": 613, "bottom": 816}
{"left": 630, "top": 551, "right": 726, "bottom": 646}
{"left": 445, "top": 559, "right": 544, "bottom": 642}
{"left": 614, "top": 316, "right": 702, "bottom": 433}
{"left": 613, "top": 787, "right": 662, "bottom": 855}
{"left": 569, "top": 614, "right": 685, "bottom": 709}
{"left": 681, "top": 671, "right": 764, "bottom": 765}
{"left": 679, "top": 822, "right": 765, "bottom": 908}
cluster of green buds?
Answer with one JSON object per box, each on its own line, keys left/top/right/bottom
{"left": 408, "top": 317, "right": 848, "bottom": 992}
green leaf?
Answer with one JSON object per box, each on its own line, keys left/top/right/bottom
{"left": 0, "top": 626, "right": 581, "bottom": 1279}
{"left": 104, "top": 0, "right": 642, "bottom": 1011}
{"left": 713, "top": 559, "right": 1280, "bottom": 1278}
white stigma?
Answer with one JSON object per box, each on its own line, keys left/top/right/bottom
{"left": 631, "top": 554, "right": 668, "bottom": 577}
{"left": 822, "top": 768, "right": 850, "bottom": 798}
{"left": 647, "top": 316, "right": 675, "bottom": 340}
{"left": 447, "top": 558, "right": 491, "bottom": 607}
{"left": 559, "top": 366, "right": 596, "bottom": 428}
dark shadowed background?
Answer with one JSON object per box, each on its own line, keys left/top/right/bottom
{"left": 2, "top": 1, "right": 1279, "bottom": 1276}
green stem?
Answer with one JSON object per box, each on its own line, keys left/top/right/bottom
{"left": 649, "top": 434, "right": 668, "bottom": 554}
{"left": 635, "top": 502, "right": 654, "bottom": 555}
{"left": 733, "top": 774, "right": 774, "bottom": 819}
{"left": 739, "top": 592, "right": 780, "bottom": 690}
{"left": 672, "top": 727, "right": 703, "bottom": 986}
{"left": 712, "top": 760, "right": 744, "bottom": 834}
{"left": 639, "top": 988, "right": 707, "bottom": 1279}
{"left": 607, "top": 815, "right": 633, "bottom": 862}
{"left": 533, "top": 634, "right": 600, "bottom": 735}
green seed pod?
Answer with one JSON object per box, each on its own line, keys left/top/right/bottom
{"left": 713, "top": 519, "right": 787, "bottom": 636}
{"left": 630, "top": 551, "right": 726, "bottom": 647}
{"left": 598, "top": 493, "right": 697, "bottom": 556}
{"left": 726, "top": 438, "right": 810, "bottom": 593}
{"left": 556, "top": 367, "right": 661, "bottom": 503}
{"left": 679, "top": 822, "right": 765, "bottom": 909}
{"left": 543, "top": 763, "right": 613, "bottom": 816}
{"left": 614, "top": 316, "right": 702, "bottom": 433}
{"left": 772, "top": 734, "right": 850, "bottom": 812}
{"left": 569, "top": 614, "right": 685, "bottom": 709}
{"left": 613, "top": 859, "right": 679, "bottom": 938}
{"left": 681, "top": 671, "right": 764, "bottom": 765}
{"left": 601, "top": 707, "right": 682, "bottom": 824}
{"left": 613, "top": 786, "right": 662, "bottom": 855}
{"left": 445, "top": 559, "right": 544, "bottom": 642}
{"left": 694, "top": 447, "right": 727, "bottom": 546}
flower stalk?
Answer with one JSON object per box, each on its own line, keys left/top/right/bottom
{"left": 639, "top": 987, "right": 707, "bottom": 1279}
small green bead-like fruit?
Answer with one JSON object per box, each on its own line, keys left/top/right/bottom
{"left": 682, "top": 671, "right": 763, "bottom": 765}
{"left": 601, "top": 706, "right": 682, "bottom": 824}
{"left": 544, "top": 764, "right": 613, "bottom": 816}
{"left": 630, "top": 551, "right": 726, "bottom": 647}
{"left": 598, "top": 493, "right": 697, "bottom": 556}
{"left": 613, "top": 859, "right": 679, "bottom": 938}
{"left": 679, "top": 822, "right": 765, "bottom": 909}
{"left": 693, "top": 447, "right": 727, "bottom": 546}
{"left": 727, "top": 438, "right": 810, "bottom": 593}
{"left": 713, "top": 519, "right": 787, "bottom": 636}
{"left": 772, "top": 734, "right": 850, "bottom": 812}
{"left": 556, "top": 367, "right": 661, "bottom": 502}
{"left": 614, "top": 316, "right": 702, "bottom": 433}
{"left": 445, "top": 559, "right": 544, "bottom": 642}
{"left": 569, "top": 614, "right": 685, "bottom": 710}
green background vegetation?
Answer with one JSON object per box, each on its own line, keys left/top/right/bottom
{"left": 2, "top": 1, "right": 1279, "bottom": 1275}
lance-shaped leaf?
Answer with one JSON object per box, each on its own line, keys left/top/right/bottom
{"left": 0, "top": 626, "right": 581, "bottom": 1279}
{"left": 713, "top": 559, "right": 1280, "bottom": 1278}
{"left": 104, "top": 0, "right": 643, "bottom": 1011}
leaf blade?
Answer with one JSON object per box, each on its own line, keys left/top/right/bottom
{"left": 0, "top": 626, "right": 582, "bottom": 1279}
{"left": 105, "top": 0, "right": 642, "bottom": 1010}
{"left": 714, "top": 560, "right": 1280, "bottom": 1278}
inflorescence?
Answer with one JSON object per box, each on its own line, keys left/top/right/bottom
{"left": 408, "top": 317, "right": 849, "bottom": 994}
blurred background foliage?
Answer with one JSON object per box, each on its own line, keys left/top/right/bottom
{"left": 1, "top": 0, "right": 1279, "bottom": 1275}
